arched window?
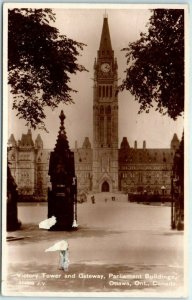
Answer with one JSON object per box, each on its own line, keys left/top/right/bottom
{"left": 106, "top": 86, "right": 108, "bottom": 97}
{"left": 107, "top": 116, "right": 111, "bottom": 145}
{"left": 106, "top": 105, "right": 111, "bottom": 114}
{"left": 99, "top": 86, "right": 101, "bottom": 97}
{"left": 103, "top": 86, "right": 105, "bottom": 97}
{"left": 100, "top": 116, "right": 104, "bottom": 144}
{"left": 110, "top": 86, "right": 112, "bottom": 97}
{"left": 100, "top": 105, "right": 104, "bottom": 114}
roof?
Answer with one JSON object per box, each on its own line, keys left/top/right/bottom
{"left": 35, "top": 134, "right": 43, "bottom": 148}
{"left": 98, "top": 17, "right": 113, "bottom": 58}
{"left": 18, "top": 129, "right": 34, "bottom": 147}
{"left": 82, "top": 137, "right": 91, "bottom": 149}
{"left": 8, "top": 134, "right": 17, "bottom": 147}
{"left": 120, "top": 137, "right": 130, "bottom": 149}
{"left": 119, "top": 148, "right": 174, "bottom": 164}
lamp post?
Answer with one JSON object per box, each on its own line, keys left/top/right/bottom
{"left": 171, "top": 174, "right": 176, "bottom": 229}
{"left": 161, "top": 185, "right": 166, "bottom": 205}
{"left": 161, "top": 185, "right": 165, "bottom": 195}
{"left": 72, "top": 176, "right": 78, "bottom": 229}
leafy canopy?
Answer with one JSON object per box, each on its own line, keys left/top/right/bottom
{"left": 120, "top": 9, "right": 184, "bottom": 120}
{"left": 173, "top": 132, "right": 184, "bottom": 194}
{"left": 8, "top": 9, "right": 87, "bottom": 129}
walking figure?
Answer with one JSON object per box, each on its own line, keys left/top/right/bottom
{"left": 59, "top": 248, "right": 69, "bottom": 271}
{"left": 91, "top": 195, "right": 95, "bottom": 204}
{"left": 45, "top": 240, "right": 69, "bottom": 271}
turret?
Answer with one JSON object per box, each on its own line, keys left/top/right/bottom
{"left": 82, "top": 137, "right": 91, "bottom": 149}
{"left": 35, "top": 134, "right": 43, "bottom": 149}
{"left": 18, "top": 129, "right": 34, "bottom": 148}
{"left": 171, "top": 133, "right": 180, "bottom": 150}
{"left": 120, "top": 137, "right": 130, "bottom": 150}
{"left": 8, "top": 134, "right": 17, "bottom": 148}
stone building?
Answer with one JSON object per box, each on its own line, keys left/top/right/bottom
{"left": 7, "top": 17, "right": 180, "bottom": 200}
{"left": 73, "top": 17, "right": 179, "bottom": 196}
{"left": 8, "top": 130, "right": 51, "bottom": 200}
{"left": 118, "top": 137, "right": 179, "bottom": 195}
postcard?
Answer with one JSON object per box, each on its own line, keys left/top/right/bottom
{"left": 2, "top": 3, "right": 188, "bottom": 297}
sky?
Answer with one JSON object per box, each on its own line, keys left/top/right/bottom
{"left": 7, "top": 6, "right": 184, "bottom": 150}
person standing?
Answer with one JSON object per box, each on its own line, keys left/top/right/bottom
{"left": 59, "top": 247, "right": 69, "bottom": 271}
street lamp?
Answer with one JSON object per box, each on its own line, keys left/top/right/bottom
{"left": 171, "top": 174, "right": 176, "bottom": 229}
{"left": 161, "top": 185, "right": 166, "bottom": 195}
{"left": 72, "top": 176, "right": 78, "bottom": 229}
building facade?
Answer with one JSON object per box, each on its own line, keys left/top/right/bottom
{"left": 8, "top": 131, "right": 51, "bottom": 200}
{"left": 7, "top": 17, "right": 180, "bottom": 200}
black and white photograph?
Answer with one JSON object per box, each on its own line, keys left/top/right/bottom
{"left": 2, "top": 3, "right": 187, "bottom": 297}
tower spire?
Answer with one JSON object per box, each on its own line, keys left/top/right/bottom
{"left": 104, "top": 9, "right": 108, "bottom": 18}
{"left": 98, "top": 16, "right": 113, "bottom": 58}
{"left": 54, "top": 110, "right": 69, "bottom": 151}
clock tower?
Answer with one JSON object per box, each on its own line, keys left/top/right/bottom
{"left": 92, "top": 16, "right": 119, "bottom": 193}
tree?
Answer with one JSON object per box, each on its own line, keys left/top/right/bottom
{"left": 173, "top": 132, "right": 184, "bottom": 194}
{"left": 172, "top": 132, "right": 184, "bottom": 230}
{"left": 8, "top": 9, "right": 87, "bottom": 129}
{"left": 120, "top": 9, "right": 184, "bottom": 120}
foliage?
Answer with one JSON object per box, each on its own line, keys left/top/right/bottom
{"left": 173, "top": 132, "right": 184, "bottom": 193}
{"left": 120, "top": 9, "right": 184, "bottom": 120}
{"left": 8, "top": 9, "right": 87, "bottom": 129}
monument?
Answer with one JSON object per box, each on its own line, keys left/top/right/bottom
{"left": 48, "top": 110, "right": 77, "bottom": 230}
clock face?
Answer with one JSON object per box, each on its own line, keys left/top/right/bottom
{"left": 101, "top": 63, "right": 111, "bottom": 73}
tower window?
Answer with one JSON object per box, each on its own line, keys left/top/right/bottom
{"left": 107, "top": 116, "right": 111, "bottom": 145}
{"left": 103, "top": 86, "right": 105, "bottom": 97}
{"left": 106, "top": 105, "right": 111, "bottom": 114}
{"left": 100, "top": 106, "right": 104, "bottom": 114}
{"left": 110, "top": 86, "right": 112, "bottom": 97}
{"left": 99, "top": 86, "right": 101, "bottom": 97}
{"left": 106, "top": 86, "right": 108, "bottom": 97}
{"left": 100, "top": 116, "right": 104, "bottom": 144}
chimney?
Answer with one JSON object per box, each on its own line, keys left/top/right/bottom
{"left": 143, "top": 140, "right": 146, "bottom": 149}
{"left": 134, "top": 141, "right": 137, "bottom": 149}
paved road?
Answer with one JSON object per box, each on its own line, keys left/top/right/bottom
{"left": 2, "top": 200, "right": 185, "bottom": 296}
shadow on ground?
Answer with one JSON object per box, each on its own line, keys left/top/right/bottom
{"left": 7, "top": 223, "right": 183, "bottom": 245}
{"left": 7, "top": 224, "right": 124, "bottom": 244}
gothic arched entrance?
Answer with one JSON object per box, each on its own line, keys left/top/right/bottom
{"left": 101, "top": 181, "right": 110, "bottom": 192}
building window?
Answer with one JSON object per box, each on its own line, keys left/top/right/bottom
{"left": 106, "top": 105, "right": 111, "bottom": 114}
{"left": 100, "top": 116, "right": 104, "bottom": 144}
{"left": 106, "top": 86, "right": 108, "bottom": 97}
{"left": 110, "top": 86, "right": 112, "bottom": 97}
{"left": 103, "top": 86, "right": 105, "bottom": 97}
{"left": 99, "top": 86, "right": 101, "bottom": 97}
